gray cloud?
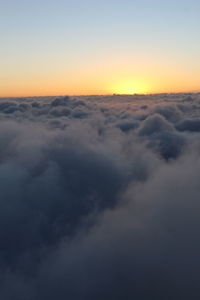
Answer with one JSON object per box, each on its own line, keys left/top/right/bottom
{"left": 176, "top": 118, "right": 200, "bottom": 132}
{"left": 0, "top": 94, "right": 199, "bottom": 299}
{"left": 138, "top": 114, "right": 175, "bottom": 136}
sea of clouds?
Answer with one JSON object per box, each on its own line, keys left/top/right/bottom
{"left": 0, "top": 93, "right": 200, "bottom": 299}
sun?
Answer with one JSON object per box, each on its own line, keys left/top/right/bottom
{"left": 110, "top": 79, "right": 151, "bottom": 95}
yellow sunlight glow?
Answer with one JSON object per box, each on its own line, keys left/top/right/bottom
{"left": 110, "top": 79, "right": 151, "bottom": 95}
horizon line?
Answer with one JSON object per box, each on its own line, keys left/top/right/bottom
{"left": 0, "top": 90, "right": 200, "bottom": 99}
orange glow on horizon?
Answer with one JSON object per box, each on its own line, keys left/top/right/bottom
{"left": 1, "top": 50, "right": 200, "bottom": 97}
{"left": 1, "top": 72, "right": 200, "bottom": 98}
{"left": 1, "top": 83, "right": 200, "bottom": 98}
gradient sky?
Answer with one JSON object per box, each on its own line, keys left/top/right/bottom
{"left": 0, "top": 0, "right": 200, "bottom": 96}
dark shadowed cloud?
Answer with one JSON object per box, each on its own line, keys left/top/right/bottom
{"left": 0, "top": 94, "right": 200, "bottom": 299}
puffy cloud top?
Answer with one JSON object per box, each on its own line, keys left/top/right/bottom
{"left": 0, "top": 93, "right": 200, "bottom": 299}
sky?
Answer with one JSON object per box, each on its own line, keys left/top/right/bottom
{"left": 0, "top": 0, "right": 200, "bottom": 96}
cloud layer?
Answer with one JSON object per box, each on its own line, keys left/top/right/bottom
{"left": 0, "top": 93, "right": 200, "bottom": 299}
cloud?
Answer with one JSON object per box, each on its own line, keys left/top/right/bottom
{"left": 0, "top": 94, "right": 199, "bottom": 298}
{"left": 152, "top": 105, "right": 182, "bottom": 123}
{"left": 147, "top": 131, "right": 186, "bottom": 159}
{"left": 176, "top": 118, "right": 200, "bottom": 132}
{"left": 116, "top": 120, "right": 140, "bottom": 132}
{"left": 138, "top": 113, "right": 175, "bottom": 136}
{"left": 51, "top": 96, "right": 70, "bottom": 107}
